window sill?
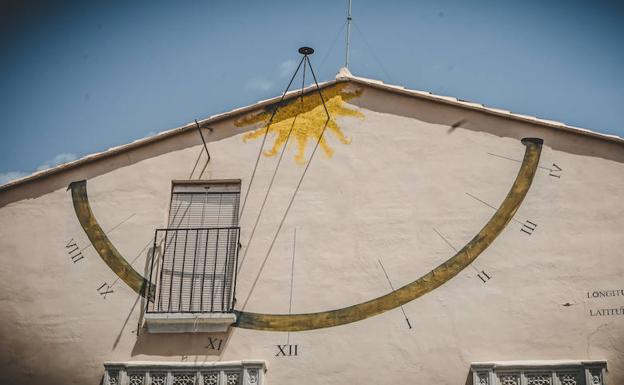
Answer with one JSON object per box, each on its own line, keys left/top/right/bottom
{"left": 144, "top": 312, "right": 237, "bottom": 333}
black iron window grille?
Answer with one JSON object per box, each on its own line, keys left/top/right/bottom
{"left": 146, "top": 181, "right": 241, "bottom": 314}
{"left": 147, "top": 227, "right": 239, "bottom": 313}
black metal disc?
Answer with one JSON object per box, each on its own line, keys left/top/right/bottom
{"left": 298, "top": 46, "right": 314, "bottom": 55}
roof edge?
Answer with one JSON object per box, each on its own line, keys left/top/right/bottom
{"left": 2, "top": 70, "right": 622, "bottom": 193}
{"left": 0, "top": 78, "right": 342, "bottom": 192}
{"left": 336, "top": 67, "right": 624, "bottom": 146}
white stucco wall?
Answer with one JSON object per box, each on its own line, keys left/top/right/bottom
{"left": 0, "top": 83, "right": 623, "bottom": 384}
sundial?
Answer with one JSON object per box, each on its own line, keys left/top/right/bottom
{"left": 69, "top": 137, "right": 542, "bottom": 331}
{"left": 66, "top": 47, "right": 544, "bottom": 333}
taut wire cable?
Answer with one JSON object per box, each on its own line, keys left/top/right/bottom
{"left": 352, "top": 20, "right": 394, "bottom": 83}
{"left": 240, "top": 55, "right": 331, "bottom": 311}
{"left": 237, "top": 59, "right": 308, "bottom": 275}
{"left": 318, "top": 20, "right": 348, "bottom": 74}
{"left": 286, "top": 227, "right": 297, "bottom": 345}
{"left": 238, "top": 56, "right": 306, "bottom": 223}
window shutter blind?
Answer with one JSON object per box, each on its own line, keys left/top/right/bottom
{"left": 154, "top": 181, "right": 240, "bottom": 313}
{"left": 168, "top": 182, "right": 240, "bottom": 228}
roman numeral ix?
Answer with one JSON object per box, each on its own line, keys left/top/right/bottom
{"left": 97, "top": 283, "right": 114, "bottom": 299}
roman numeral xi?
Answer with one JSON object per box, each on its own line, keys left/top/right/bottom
{"left": 205, "top": 337, "right": 223, "bottom": 351}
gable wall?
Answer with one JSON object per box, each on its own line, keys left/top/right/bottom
{"left": 0, "top": 82, "right": 622, "bottom": 384}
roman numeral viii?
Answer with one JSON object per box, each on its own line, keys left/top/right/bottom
{"left": 65, "top": 239, "right": 85, "bottom": 263}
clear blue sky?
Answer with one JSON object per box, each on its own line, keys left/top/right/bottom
{"left": 1, "top": 0, "right": 622, "bottom": 184}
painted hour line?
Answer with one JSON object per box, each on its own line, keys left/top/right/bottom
{"left": 378, "top": 259, "right": 413, "bottom": 329}
{"left": 110, "top": 240, "right": 153, "bottom": 289}
{"left": 78, "top": 213, "right": 136, "bottom": 254}
{"left": 287, "top": 228, "right": 297, "bottom": 344}
{"left": 487, "top": 152, "right": 562, "bottom": 178}
{"left": 433, "top": 228, "right": 491, "bottom": 283}
{"left": 465, "top": 192, "right": 538, "bottom": 235}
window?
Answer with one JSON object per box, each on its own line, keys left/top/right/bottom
{"left": 104, "top": 361, "right": 265, "bottom": 385}
{"left": 145, "top": 180, "right": 241, "bottom": 333}
{"left": 167, "top": 181, "right": 240, "bottom": 229}
{"left": 471, "top": 361, "right": 607, "bottom": 385}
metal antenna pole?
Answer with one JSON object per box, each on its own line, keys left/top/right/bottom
{"left": 345, "top": 0, "right": 352, "bottom": 69}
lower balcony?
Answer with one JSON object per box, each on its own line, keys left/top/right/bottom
{"left": 104, "top": 360, "right": 265, "bottom": 385}
{"left": 471, "top": 360, "right": 607, "bottom": 385}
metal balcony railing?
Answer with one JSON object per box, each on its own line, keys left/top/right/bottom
{"left": 146, "top": 227, "right": 240, "bottom": 314}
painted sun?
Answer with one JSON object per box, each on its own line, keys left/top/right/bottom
{"left": 236, "top": 83, "right": 364, "bottom": 164}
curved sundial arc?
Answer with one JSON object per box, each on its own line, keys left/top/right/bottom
{"left": 69, "top": 180, "right": 155, "bottom": 300}
{"left": 68, "top": 137, "right": 543, "bottom": 332}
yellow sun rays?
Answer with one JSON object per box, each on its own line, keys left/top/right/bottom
{"left": 236, "top": 83, "right": 363, "bottom": 164}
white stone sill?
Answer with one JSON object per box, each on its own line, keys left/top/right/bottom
{"left": 471, "top": 360, "right": 607, "bottom": 369}
{"left": 144, "top": 312, "right": 236, "bottom": 333}
{"left": 104, "top": 360, "right": 266, "bottom": 370}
